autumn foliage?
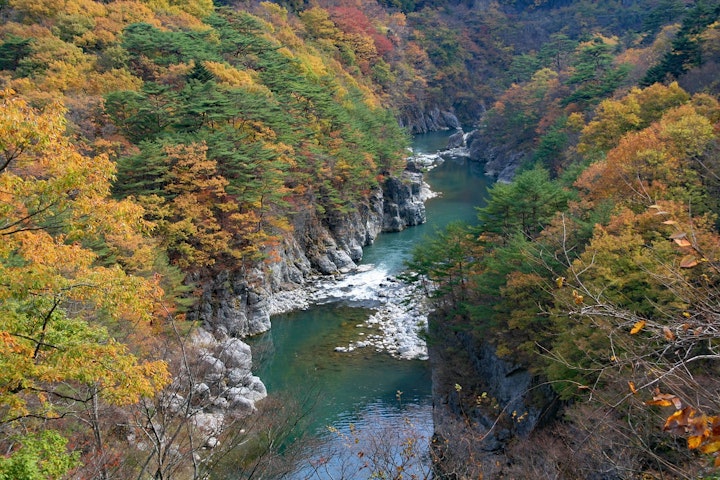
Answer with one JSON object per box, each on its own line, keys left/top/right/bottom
{"left": 408, "top": 2, "right": 720, "bottom": 476}
{"left": 2, "top": 0, "right": 720, "bottom": 476}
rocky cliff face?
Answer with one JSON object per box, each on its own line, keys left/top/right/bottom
{"left": 430, "top": 323, "right": 558, "bottom": 478}
{"left": 184, "top": 166, "right": 429, "bottom": 415}
{"left": 443, "top": 129, "right": 524, "bottom": 183}
{"left": 191, "top": 165, "right": 429, "bottom": 338}
{"left": 399, "top": 105, "right": 462, "bottom": 134}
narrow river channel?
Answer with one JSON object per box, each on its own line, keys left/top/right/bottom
{"left": 249, "top": 131, "right": 491, "bottom": 478}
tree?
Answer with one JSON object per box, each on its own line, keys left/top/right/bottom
{"left": 405, "top": 222, "right": 479, "bottom": 315}
{"left": 0, "top": 36, "right": 33, "bottom": 71}
{"left": 144, "top": 142, "right": 235, "bottom": 269}
{"left": 477, "top": 167, "right": 572, "bottom": 239}
{"left": 578, "top": 82, "right": 690, "bottom": 157}
{"left": 563, "top": 36, "right": 630, "bottom": 108}
{"left": 0, "top": 430, "right": 79, "bottom": 480}
{"left": 0, "top": 91, "right": 170, "bottom": 475}
{"left": 642, "top": 0, "right": 720, "bottom": 86}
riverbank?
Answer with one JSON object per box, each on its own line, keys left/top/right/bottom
{"left": 266, "top": 160, "right": 439, "bottom": 361}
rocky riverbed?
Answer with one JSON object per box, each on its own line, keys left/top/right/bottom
{"left": 269, "top": 264, "right": 431, "bottom": 360}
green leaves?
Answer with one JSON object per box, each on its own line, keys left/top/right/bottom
{"left": 477, "top": 167, "right": 572, "bottom": 239}
{"left": 0, "top": 430, "right": 80, "bottom": 480}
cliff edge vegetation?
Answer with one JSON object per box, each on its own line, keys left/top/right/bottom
{"left": 411, "top": 1, "right": 720, "bottom": 478}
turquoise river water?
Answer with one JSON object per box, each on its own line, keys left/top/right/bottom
{"left": 249, "top": 131, "right": 491, "bottom": 478}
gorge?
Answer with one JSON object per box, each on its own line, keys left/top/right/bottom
{"left": 251, "top": 130, "right": 492, "bottom": 477}
{"left": 3, "top": 0, "right": 720, "bottom": 478}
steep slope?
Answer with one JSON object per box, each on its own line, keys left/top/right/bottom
{"left": 412, "top": 1, "right": 720, "bottom": 477}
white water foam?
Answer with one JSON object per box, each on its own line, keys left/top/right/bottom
{"left": 270, "top": 262, "right": 430, "bottom": 360}
{"left": 311, "top": 264, "right": 391, "bottom": 305}
{"left": 320, "top": 264, "right": 429, "bottom": 361}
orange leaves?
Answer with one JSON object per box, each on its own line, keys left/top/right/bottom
{"left": 646, "top": 392, "right": 682, "bottom": 409}
{"left": 662, "top": 326, "right": 676, "bottom": 341}
{"left": 673, "top": 237, "right": 692, "bottom": 248}
{"left": 679, "top": 255, "right": 699, "bottom": 268}
{"left": 629, "top": 320, "right": 646, "bottom": 335}
{"left": 572, "top": 290, "right": 584, "bottom": 305}
{"left": 575, "top": 87, "right": 715, "bottom": 212}
{"left": 628, "top": 320, "right": 679, "bottom": 341}
{"left": 646, "top": 392, "right": 720, "bottom": 465}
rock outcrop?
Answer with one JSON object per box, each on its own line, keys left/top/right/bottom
{"left": 430, "top": 324, "right": 558, "bottom": 478}
{"left": 382, "top": 168, "right": 427, "bottom": 232}
{"left": 185, "top": 164, "right": 430, "bottom": 420}
{"left": 191, "top": 165, "right": 428, "bottom": 339}
{"left": 399, "top": 105, "right": 462, "bottom": 134}
{"left": 442, "top": 129, "right": 524, "bottom": 182}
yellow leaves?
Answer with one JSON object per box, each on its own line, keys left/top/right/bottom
{"left": 0, "top": 92, "right": 169, "bottom": 420}
{"left": 625, "top": 314, "right": 673, "bottom": 340}
{"left": 572, "top": 289, "right": 584, "bottom": 305}
{"left": 203, "top": 61, "right": 261, "bottom": 91}
{"left": 630, "top": 320, "right": 646, "bottom": 335}
{"left": 628, "top": 381, "right": 637, "bottom": 394}
{"left": 143, "top": 0, "right": 213, "bottom": 19}
{"left": 555, "top": 276, "right": 565, "bottom": 288}
{"left": 688, "top": 435, "right": 704, "bottom": 450}
{"left": 298, "top": 52, "right": 328, "bottom": 78}
{"left": 0, "top": 91, "right": 65, "bottom": 166}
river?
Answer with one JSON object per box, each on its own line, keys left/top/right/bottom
{"left": 250, "top": 131, "right": 491, "bottom": 479}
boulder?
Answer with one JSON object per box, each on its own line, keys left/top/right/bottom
{"left": 447, "top": 130, "right": 466, "bottom": 149}
{"left": 382, "top": 170, "right": 427, "bottom": 232}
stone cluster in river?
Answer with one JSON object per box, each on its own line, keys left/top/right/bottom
{"left": 268, "top": 265, "right": 431, "bottom": 360}
{"left": 331, "top": 274, "right": 429, "bottom": 360}
{"left": 181, "top": 162, "right": 434, "bottom": 422}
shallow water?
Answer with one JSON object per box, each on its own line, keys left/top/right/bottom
{"left": 250, "top": 130, "right": 491, "bottom": 478}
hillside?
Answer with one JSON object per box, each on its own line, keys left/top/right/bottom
{"left": 1, "top": 0, "right": 720, "bottom": 477}
{"left": 413, "top": 1, "right": 720, "bottom": 478}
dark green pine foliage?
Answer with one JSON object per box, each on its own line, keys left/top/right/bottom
{"left": 404, "top": 222, "right": 477, "bottom": 316}
{"left": 641, "top": 0, "right": 686, "bottom": 36}
{"left": 114, "top": 141, "right": 172, "bottom": 198}
{"left": 0, "top": 36, "right": 32, "bottom": 71}
{"left": 563, "top": 37, "right": 630, "bottom": 107}
{"left": 538, "top": 34, "right": 578, "bottom": 73}
{"left": 476, "top": 167, "right": 572, "bottom": 239}
{"left": 641, "top": 0, "right": 720, "bottom": 86}
{"left": 104, "top": 82, "right": 177, "bottom": 143}
{"left": 121, "top": 22, "right": 221, "bottom": 70}
{"left": 174, "top": 80, "right": 237, "bottom": 133}
{"left": 533, "top": 116, "right": 569, "bottom": 176}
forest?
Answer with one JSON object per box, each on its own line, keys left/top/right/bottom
{"left": 1, "top": 0, "right": 720, "bottom": 477}
{"left": 409, "top": 0, "right": 720, "bottom": 478}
